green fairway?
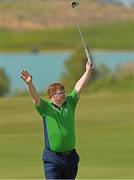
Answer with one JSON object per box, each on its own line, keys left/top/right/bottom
{"left": 0, "top": 21, "right": 134, "bottom": 51}
{"left": 0, "top": 93, "right": 134, "bottom": 179}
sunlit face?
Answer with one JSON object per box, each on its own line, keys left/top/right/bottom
{"left": 52, "top": 89, "right": 66, "bottom": 105}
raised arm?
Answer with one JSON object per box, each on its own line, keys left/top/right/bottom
{"left": 75, "top": 61, "right": 94, "bottom": 97}
{"left": 20, "top": 70, "right": 40, "bottom": 106}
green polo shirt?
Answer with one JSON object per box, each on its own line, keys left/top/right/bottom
{"left": 35, "top": 89, "right": 79, "bottom": 152}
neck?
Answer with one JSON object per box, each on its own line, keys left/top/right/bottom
{"left": 54, "top": 102, "right": 63, "bottom": 107}
{"left": 51, "top": 100, "right": 63, "bottom": 108}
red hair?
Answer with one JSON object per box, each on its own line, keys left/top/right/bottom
{"left": 47, "top": 83, "right": 65, "bottom": 99}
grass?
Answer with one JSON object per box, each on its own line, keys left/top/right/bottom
{"left": 0, "top": 93, "right": 134, "bottom": 179}
{"left": 76, "top": 93, "right": 134, "bottom": 178}
{"left": 0, "top": 21, "right": 134, "bottom": 51}
{"left": 87, "top": 75, "right": 134, "bottom": 94}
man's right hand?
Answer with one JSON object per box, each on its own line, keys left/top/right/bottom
{"left": 20, "top": 70, "right": 40, "bottom": 106}
{"left": 20, "top": 70, "right": 32, "bottom": 85}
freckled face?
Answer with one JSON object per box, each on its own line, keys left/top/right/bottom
{"left": 53, "top": 90, "right": 66, "bottom": 104}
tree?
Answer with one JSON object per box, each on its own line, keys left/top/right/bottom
{"left": 61, "top": 48, "right": 111, "bottom": 93}
{"left": 61, "top": 48, "right": 98, "bottom": 92}
{"left": 0, "top": 68, "right": 10, "bottom": 96}
{"left": 61, "top": 48, "right": 86, "bottom": 92}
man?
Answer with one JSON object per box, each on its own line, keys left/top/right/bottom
{"left": 21, "top": 61, "right": 93, "bottom": 179}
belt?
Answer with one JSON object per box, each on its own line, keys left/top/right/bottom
{"left": 55, "top": 149, "right": 76, "bottom": 156}
{"left": 46, "top": 149, "right": 76, "bottom": 156}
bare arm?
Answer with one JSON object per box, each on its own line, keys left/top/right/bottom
{"left": 75, "top": 61, "right": 94, "bottom": 97}
{"left": 20, "top": 70, "right": 40, "bottom": 106}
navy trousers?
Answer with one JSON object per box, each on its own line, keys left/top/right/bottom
{"left": 42, "top": 149, "right": 80, "bottom": 179}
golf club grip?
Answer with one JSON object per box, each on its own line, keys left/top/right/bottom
{"left": 85, "top": 48, "right": 92, "bottom": 63}
{"left": 85, "top": 48, "right": 94, "bottom": 70}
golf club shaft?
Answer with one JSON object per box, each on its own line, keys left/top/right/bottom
{"left": 72, "top": 4, "right": 92, "bottom": 64}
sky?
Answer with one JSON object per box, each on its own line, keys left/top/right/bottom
{"left": 119, "top": 0, "right": 134, "bottom": 6}
{"left": 101, "top": 0, "right": 134, "bottom": 7}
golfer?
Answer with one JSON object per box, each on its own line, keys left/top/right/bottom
{"left": 21, "top": 61, "right": 93, "bottom": 179}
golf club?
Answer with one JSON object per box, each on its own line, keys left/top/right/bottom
{"left": 71, "top": 0, "right": 94, "bottom": 69}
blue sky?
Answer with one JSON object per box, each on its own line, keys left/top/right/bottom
{"left": 102, "top": 0, "right": 134, "bottom": 6}
{"left": 118, "top": 0, "right": 134, "bottom": 6}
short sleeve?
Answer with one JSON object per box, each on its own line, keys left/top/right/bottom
{"left": 67, "top": 89, "right": 79, "bottom": 108}
{"left": 35, "top": 98, "right": 48, "bottom": 118}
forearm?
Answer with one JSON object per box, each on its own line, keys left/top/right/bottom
{"left": 26, "top": 82, "right": 40, "bottom": 106}
{"left": 75, "top": 70, "right": 92, "bottom": 95}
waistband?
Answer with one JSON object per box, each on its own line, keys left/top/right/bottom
{"left": 46, "top": 149, "right": 76, "bottom": 156}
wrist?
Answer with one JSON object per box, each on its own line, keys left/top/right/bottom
{"left": 86, "top": 69, "right": 92, "bottom": 74}
{"left": 26, "top": 81, "right": 32, "bottom": 86}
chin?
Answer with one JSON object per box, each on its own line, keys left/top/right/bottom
{"left": 61, "top": 98, "right": 65, "bottom": 104}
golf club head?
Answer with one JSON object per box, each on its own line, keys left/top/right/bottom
{"left": 71, "top": 1, "right": 79, "bottom": 8}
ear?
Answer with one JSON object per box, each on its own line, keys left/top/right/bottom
{"left": 51, "top": 95, "right": 55, "bottom": 101}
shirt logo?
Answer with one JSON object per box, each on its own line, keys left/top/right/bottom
{"left": 64, "top": 108, "right": 68, "bottom": 113}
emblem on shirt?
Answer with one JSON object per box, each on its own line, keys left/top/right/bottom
{"left": 64, "top": 108, "right": 68, "bottom": 113}
{"left": 52, "top": 106, "right": 59, "bottom": 112}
